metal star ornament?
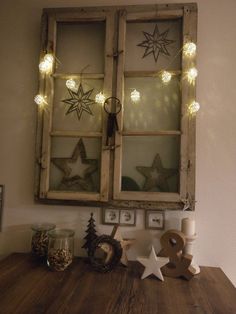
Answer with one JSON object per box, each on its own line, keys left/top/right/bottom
{"left": 62, "top": 83, "right": 95, "bottom": 120}
{"left": 137, "top": 24, "right": 175, "bottom": 63}
{"left": 136, "top": 154, "right": 177, "bottom": 192}
{"left": 137, "top": 246, "right": 169, "bottom": 281}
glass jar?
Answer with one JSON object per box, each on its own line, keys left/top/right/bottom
{"left": 47, "top": 229, "right": 75, "bottom": 271}
{"left": 31, "top": 223, "right": 56, "bottom": 259}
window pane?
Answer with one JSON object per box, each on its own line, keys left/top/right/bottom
{"left": 49, "top": 137, "right": 101, "bottom": 192}
{"left": 56, "top": 22, "right": 105, "bottom": 73}
{"left": 121, "top": 136, "right": 179, "bottom": 192}
{"left": 125, "top": 19, "right": 182, "bottom": 71}
{"left": 52, "top": 78, "right": 103, "bottom": 132}
{"left": 124, "top": 76, "right": 181, "bottom": 131}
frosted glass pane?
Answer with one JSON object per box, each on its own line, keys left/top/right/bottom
{"left": 49, "top": 137, "right": 101, "bottom": 192}
{"left": 52, "top": 78, "right": 103, "bottom": 132}
{"left": 124, "top": 77, "right": 181, "bottom": 131}
{"left": 121, "top": 136, "right": 179, "bottom": 192}
{"left": 125, "top": 20, "right": 182, "bottom": 71}
{"left": 56, "top": 22, "right": 105, "bottom": 73}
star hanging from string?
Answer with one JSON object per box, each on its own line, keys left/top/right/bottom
{"left": 137, "top": 246, "right": 169, "bottom": 281}
{"left": 136, "top": 154, "right": 177, "bottom": 192}
{"left": 51, "top": 138, "right": 98, "bottom": 191}
{"left": 137, "top": 24, "right": 175, "bottom": 63}
{"left": 62, "top": 83, "right": 95, "bottom": 120}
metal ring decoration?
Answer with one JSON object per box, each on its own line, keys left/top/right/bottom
{"left": 88, "top": 235, "right": 122, "bottom": 273}
{"left": 103, "top": 97, "right": 122, "bottom": 115}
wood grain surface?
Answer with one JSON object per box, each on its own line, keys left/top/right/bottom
{"left": 0, "top": 253, "right": 235, "bottom": 314}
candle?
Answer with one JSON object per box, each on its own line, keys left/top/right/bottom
{"left": 181, "top": 218, "right": 195, "bottom": 236}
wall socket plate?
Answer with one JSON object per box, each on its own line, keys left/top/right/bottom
{"left": 145, "top": 210, "right": 165, "bottom": 230}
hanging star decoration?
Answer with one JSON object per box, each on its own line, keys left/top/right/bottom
{"left": 51, "top": 138, "right": 98, "bottom": 191}
{"left": 137, "top": 246, "right": 169, "bottom": 281}
{"left": 137, "top": 24, "right": 175, "bottom": 63}
{"left": 62, "top": 83, "right": 95, "bottom": 120}
{"left": 111, "top": 225, "right": 135, "bottom": 267}
{"left": 136, "top": 154, "right": 177, "bottom": 192}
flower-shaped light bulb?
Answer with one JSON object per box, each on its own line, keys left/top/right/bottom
{"left": 66, "top": 79, "right": 76, "bottom": 90}
{"left": 39, "top": 60, "right": 52, "bottom": 74}
{"left": 187, "top": 67, "right": 198, "bottom": 83}
{"left": 130, "top": 89, "right": 140, "bottom": 102}
{"left": 183, "top": 42, "right": 197, "bottom": 57}
{"left": 189, "top": 101, "right": 200, "bottom": 114}
{"left": 95, "top": 92, "right": 105, "bottom": 104}
{"left": 161, "top": 71, "right": 172, "bottom": 84}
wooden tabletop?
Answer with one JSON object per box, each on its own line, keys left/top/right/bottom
{"left": 0, "top": 253, "right": 235, "bottom": 314}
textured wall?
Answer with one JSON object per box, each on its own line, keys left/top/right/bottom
{"left": 0, "top": 0, "right": 235, "bottom": 286}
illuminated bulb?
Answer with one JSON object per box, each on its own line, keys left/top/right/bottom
{"left": 161, "top": 71, "right": 172, "bottom": 83}
{"left": 183, "top": 42, "right": 196, "bottom": 57}
{"left": 34, "top": 94, "right": 47, "bottom": 106}
{"left": 130, "top": 89, "right": 140, "bottom": 102}
{"left": 95, "top": 92, "right": 105, "bottom": 104}
{"left": 39, "top": 60, "right": 52, "bottom": 74}
{"left": 189, "top": 101, "right": 200, "bottom": 114}
{"left": 187, "top": 67, "right": 198, "bottom": 83}
{"left": 44, "top": 54, "right": 54, "bottom": 63}
{"left": 66, "top": 79, "right": 76, "bottom": 90}
{"left": 39, "top": 53, "right": 54, "bottom": 74}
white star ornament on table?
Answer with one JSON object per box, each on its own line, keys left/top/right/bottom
{"left": 137, "top": 246, "right": 169, "bottom": 281}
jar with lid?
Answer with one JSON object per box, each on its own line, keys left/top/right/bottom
{"left": 47, "top": 229, "right": 75, "bottom": 271}
{"left": 31, "top": 223, "right": 56, "bottom": 259}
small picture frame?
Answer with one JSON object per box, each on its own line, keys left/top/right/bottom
{"left": 103, "top": 208, "right": 120, "bottom": 225}
{"left": 145, "top": 210, "right": 165, "bottom": 230}
{"left": 102, "top": 208, "right": 136, "bottom": 226}
{"left": 119, "top": 209, "right": 136, "bottom": 226}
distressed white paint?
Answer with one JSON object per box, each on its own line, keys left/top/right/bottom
{"left": 0, "top": 0, "right": 235, "bottom": 286}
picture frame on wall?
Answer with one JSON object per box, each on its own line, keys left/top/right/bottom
{"left": 102, "top": 208, "right": 136, "bottom": 226}
{"left": 145, "top": 210, "right": 165, "bottom": 230}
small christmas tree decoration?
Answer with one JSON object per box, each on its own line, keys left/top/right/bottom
{"left": 111, "top": 225, "right": 135, "bottom": 266}
{"left": 82, "top": 213, "right": 98, "bottom": 254}
{"left": 137, "top": 246, "right": 169, "bottom": 281}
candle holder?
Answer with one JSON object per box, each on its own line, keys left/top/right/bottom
{"left": 183, "top": 234, "right": 200, "bottom": 274}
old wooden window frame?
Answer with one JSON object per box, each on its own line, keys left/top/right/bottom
{"left": 35, "top": 3, "right": 197, "bottom": 210}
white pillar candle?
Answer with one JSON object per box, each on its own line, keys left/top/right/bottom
{"left": 181, "top": 218, "right": 195, "bottom": 236}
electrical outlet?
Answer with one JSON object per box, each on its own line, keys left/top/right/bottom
{"left": 145, "top": 210, "right": 165, "bottom": 230}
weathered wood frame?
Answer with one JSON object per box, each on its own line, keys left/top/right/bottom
{"left": 35, "top": 3, "right": 197, "bottom": 211}
{"left": 36, "top": 9, "right": 114, "bottom": 202}
{"left": 113, "top": 6, "right": 197, "bottom": 208}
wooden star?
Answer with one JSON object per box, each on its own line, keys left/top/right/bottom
{"left": 62, "top": 83, "right": 95, "bottom": 120}
{"left": 136, "top": 154, "right": 177, "bottom": 192}
{"left": 51, "top": 138, "right": 98, "bottom": 191}
{"left": 137, "top": 246, "right": 169, "bottom": 281}
{"left": 111, "top": 225, "right": 135, "bottom": 266}
{"left": 137, "top": 24, "right": 175, "bottom": 62}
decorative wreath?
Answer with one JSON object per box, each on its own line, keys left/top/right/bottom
{"left": 88, "top": 235, "right": 122, "bottom": 273}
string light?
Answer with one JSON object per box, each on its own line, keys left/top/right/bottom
{"left": 34, "top": 94, "right": 47, "bottom": 107}
{"left": 161, "top": 71, "right": 172, "bottom": 84}
{"left": 66, "top": 79, "right": 76, "bottom": 90}
{"left": 39, "top": 53, "right": 54, "bottom": 74}
{"left": 189, "top": 101, "right": 200, "bottom": 114}
{"left": 187, "top": 67, "right": 198, "bottom": 83}
{"left": 183, "top": 42, "right": 196, "bottom": 57}
{"left": 95, "top": 92, "right": 105, "bottom": 104}
{"left": 130, "top": 89, "right": 140, "bottom": 102}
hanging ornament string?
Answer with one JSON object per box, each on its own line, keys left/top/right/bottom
{"left": 103, "top": 97, "right": 122, "bottom": 146}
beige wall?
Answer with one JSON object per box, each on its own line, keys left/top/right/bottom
{"left": 0, "top": 0, "right": 235, "bottom": 286}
